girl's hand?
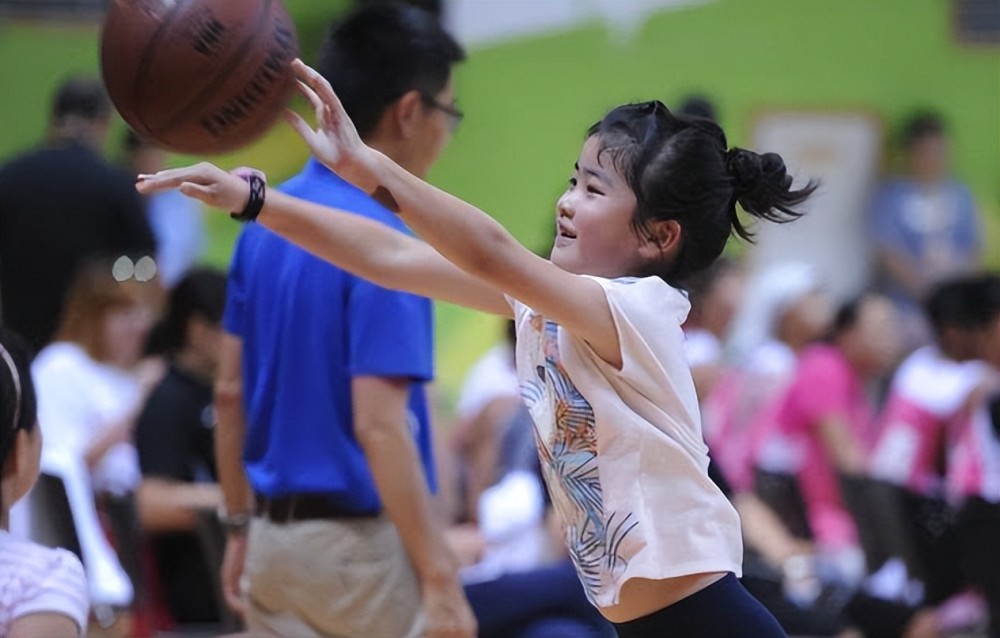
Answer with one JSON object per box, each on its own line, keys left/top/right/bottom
{"left": 284, "top": 58, "right": 380, "bottom": 193}
{"left": 137, "top": 162, "right": 252, "bottom": 213}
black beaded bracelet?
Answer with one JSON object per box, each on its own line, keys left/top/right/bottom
{"left": 230, "top": 173, "right": 266, "bottom": 222}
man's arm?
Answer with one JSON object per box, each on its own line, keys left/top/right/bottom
{"left": 352, "top": 376, "right": 476, "bottom": 638}
{"left": 213, "top": 332, "right": 253, "bottom": 615}
{"left": 136, "top": 479, "right": 222, "bottom": 532}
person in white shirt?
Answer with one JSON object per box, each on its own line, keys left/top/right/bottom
{"left": 28, "top": 259, "right": 160, "bottom": 620}
{"left": 1, "top": 329, "right": 89, "bottom": 637}
{"left": 136, "top": 61, "right": 818, "bottom": 637}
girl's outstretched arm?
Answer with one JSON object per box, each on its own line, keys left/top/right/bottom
{"left": 136, "top": 164, "right": 511, "bottom": 317}
{"left": 287, "top": 61, "right": 623, "bottom": 367}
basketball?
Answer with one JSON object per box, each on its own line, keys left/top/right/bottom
{"left": 99, "top": 0, "right": 299, "bottom": 155}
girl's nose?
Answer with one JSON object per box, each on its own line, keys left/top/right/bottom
{"left": 556, "top": 192, "right": 574, "bottom": 218}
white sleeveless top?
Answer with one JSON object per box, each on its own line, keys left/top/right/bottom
{"left": 511, "top": 276, "right": 743, "bottom": 608}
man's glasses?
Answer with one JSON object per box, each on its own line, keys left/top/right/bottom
{"left": 421, "top": 94, "right": 464, "bottom": 130}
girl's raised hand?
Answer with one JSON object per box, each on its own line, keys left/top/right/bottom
{"left": 284, "top": 59, "right": 379, "bottom": 192}
{"left": 136, "top": 162, "right": 253, "bottom": 213}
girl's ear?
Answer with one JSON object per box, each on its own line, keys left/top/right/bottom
{"left": 642, "top": 219, "right": 682, "bottom": 255}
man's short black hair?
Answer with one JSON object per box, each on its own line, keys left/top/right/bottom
{"left": 899, "top": 110, "right": 945, "bottom": 149}
{"left": 51, "top": 76, "right": 112, "bottom": 122}
{"left": 316, "top": 2, "right": 465, "bottom": 138}
{"left": 924, "top": 273, "right": 1000, "bottom": 335}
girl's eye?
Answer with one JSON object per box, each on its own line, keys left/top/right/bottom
{"left": 587, "top": 186, "right": 604, "bottom": 195}
{"left": 568, "top": 177, "right": 577, "bottom": 187}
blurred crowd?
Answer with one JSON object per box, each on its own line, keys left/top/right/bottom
{"left": 1, "top": 35, "right": 998, "bottom": 638}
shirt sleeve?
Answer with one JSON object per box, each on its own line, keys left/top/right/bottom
{"left": 13, "top": 547, "right": 90, "bottom": 635}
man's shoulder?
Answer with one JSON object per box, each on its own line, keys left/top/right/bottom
{"left": 280, "top": 163, "right": 407, "bottom": 227}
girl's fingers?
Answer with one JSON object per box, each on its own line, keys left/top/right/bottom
{"left": 178, "top": 182, "right": 216, "bottom": 202}
{"left": 292, "top": 59, "right": 346, "bottom": 121}
{"left": 284, "top": 109, "right": 315, "bottom": 142}
{"left": 295, "top": 78, "right": 323, "bottom": 114}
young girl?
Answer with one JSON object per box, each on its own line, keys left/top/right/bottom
{"left": 1, "top": 329, "right": 90, "bottom": 637}
{"left": 138, "top": 59, "right": 815, "bottom": 637}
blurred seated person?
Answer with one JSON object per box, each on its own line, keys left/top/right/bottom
{"left": 755, "top": 294, "right": 903, "bottom": 582}
{"left": 869, "top": 111, "right": 983, "bottom": 351}
{"left": 680, "top": 256, "right": 744, "bottom": 402}
{"left": 450, "top": 320, "right": 521, "bottom": 523}
{"left": 942, "top": 273, "right": 1000, "bottom": 637}
{"left": 460, "top": 405, "right": 614, "bottom": 638}
{"left": 1, "top": 329, "right": 90, "bottom": 637}
{"left": 706, "top": 261, "right": 832, "bottom": 492}
{"left": 29, "top": 258, "right": 161, "bottom": 616}
{"left": 134, "top": 269, "right": 227, "bottom": 627}
{"left": 868, "top": 277, "right": 993, "bottom": 610}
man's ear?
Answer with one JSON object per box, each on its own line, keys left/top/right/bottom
{"left": 393, "top": 90, "right": 425, "bottom": 140}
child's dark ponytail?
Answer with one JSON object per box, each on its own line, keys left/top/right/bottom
{"left": 588, "top": 102, "right": 816, "bottom": 284}
{"left": 724, "top": 148, "right": 814, "bottom": 242}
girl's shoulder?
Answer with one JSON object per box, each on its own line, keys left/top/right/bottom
{"left": 0, "top": 533, "right": 86, "bottom": 583}
{"left": 597, "top": 275, "right": 690, "bottom": 324}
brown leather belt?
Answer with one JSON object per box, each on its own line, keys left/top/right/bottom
{"left": 254, "top": 493, "right": 377, "bottom": 523}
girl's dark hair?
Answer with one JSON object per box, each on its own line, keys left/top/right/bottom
{"left": 587, "top": 101, "right": 816, "bottom": 283}
{"left": 1, "top": 329, "right": 38, "bottom": 510}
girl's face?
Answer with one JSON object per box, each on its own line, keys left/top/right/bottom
{"left": 844, "top": 296, "right": 902, "bottom": 377}
{"left": 103, "top": 302, "right": 154, "bottom": 368}
{"left": 550, "top": 136, "right": 644, "bottom": 278}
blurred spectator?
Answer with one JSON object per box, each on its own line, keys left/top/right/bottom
{"left": 707, "top": 262, "right": 832, "bottom": 492}
{"left": 0, "top": 76, "right": 156, "bottom": 353}
{"left": 758, "top": 294, "right": 903, "bottom": 581}
{"left": 450, "top": 321, "right": 520, "bottom": 522}
{"left": 943, "top": 273, "right": 1000, "bottom": 637}
{"left": 460, "top": 405, "right": 615, "bottom": 638}
{"left": 121, "top": 131, "right": 207, "bottom": 290}
{"left": 869, "top": 111, "right": 983, "bottom": 352}
{"left": 1, "top": 328, "right": 90, "bottom": 637}
{"left": 134, "top": 268, "right": 226, "bottom": 630}
{"left": 27, "top": 259, "right": 161, "bottom": 627}
{"left": 681, "top": 256, "right": 744, "bottom": 402}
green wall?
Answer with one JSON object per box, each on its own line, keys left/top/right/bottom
{"left": 1, "top": 0, "right": 997, "bottom": 403}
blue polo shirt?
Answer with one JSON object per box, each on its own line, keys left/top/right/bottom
{"left": 223, "top": 159, "right": 436, "bottom": 513}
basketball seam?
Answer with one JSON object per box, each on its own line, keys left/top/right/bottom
{"left": 130, "top": 0, "right": 190, "bottom": 136}
{"left": 149, "top": 0, "right": 279, "bottom": 140}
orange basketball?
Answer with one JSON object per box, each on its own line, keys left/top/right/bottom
{"left": 100, "top": 0, "right": 299, "bottom": 155}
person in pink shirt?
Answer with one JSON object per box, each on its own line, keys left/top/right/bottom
{"left": 767, "top": 294, "right": 902, "bottom": 568}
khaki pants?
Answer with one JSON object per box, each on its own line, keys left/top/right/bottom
{"left": 243, "top": 515, "right": 424, "bottom": 638}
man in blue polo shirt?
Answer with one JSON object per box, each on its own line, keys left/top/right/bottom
{"left": 213, "top": 5, "right": 474, "bottom": 637}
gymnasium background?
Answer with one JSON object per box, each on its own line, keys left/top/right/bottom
{"left": 0, "top": 0, "right": 997, "bottom": 405}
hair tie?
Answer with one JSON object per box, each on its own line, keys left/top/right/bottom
{"left": 725, "top": 147, "right": 761, "bottom": 194}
